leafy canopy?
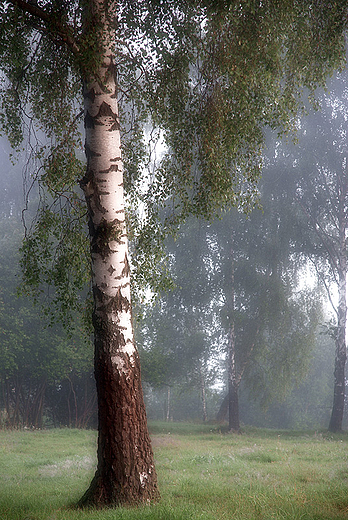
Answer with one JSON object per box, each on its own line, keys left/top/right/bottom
{"left": 0, "top": 0, "right": 346, "bottom": 322}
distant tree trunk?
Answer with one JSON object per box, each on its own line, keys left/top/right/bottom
{"left": 228, "top": 324, "right": 240, "bottom": 432}
{"left": 328, "top": 213, "right": 347, "bottom": 431}
{"left": 328, "top": 176, "right": 347, "bottom": 433}
{"left": 199, "top": 364, "right": 207, "bottom": 423}
{"left": 227, "top": 234, "right": 240, "bottom": 433}
{"left": 166, "top": 386, "right": 171, "bottom": 422}
{"left": 32, "top": 380, "right": 46, "bottom": 429}
{"left": 67, "top": 376, "right": 78, "bottom": 427}
{"left": 78, "top": 0, "right": 158, "bottom": 506}
{"left": 77, "top": 375, "right": 97, "bottom": 428}
{"left": 328, "top": 264, "right": 347, "bottom": 433}
{"left": 216, "top": 393, "right": 228, "bottom": 423}
{"left": 11, "top": 377, "right": 21, "bottom": 428}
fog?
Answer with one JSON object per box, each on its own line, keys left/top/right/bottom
{"left": 1, "top": 68, "right": 348, "bottom": 431}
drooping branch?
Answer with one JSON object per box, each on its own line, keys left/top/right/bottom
{"left": 309, "top": 257, "right": 338, "bottom": 317}
{"left": 8, "top": 0, "right": 80, "bottom": 55}
{"left": 296, "top": 195, "right": 339, "bottom": 275}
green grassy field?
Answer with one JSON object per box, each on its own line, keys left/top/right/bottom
{"left": 1, "top": 422, "right": 348, "bottom": 519}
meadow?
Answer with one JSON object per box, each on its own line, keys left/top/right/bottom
{"left": 1, "top": 422, "right": 348, "bottom": 519}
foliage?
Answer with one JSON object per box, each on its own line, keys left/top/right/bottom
{"left": 139, "top": 160, "right": 323, "bottom": 419}
{"left": 0, "top": 218, "right": 95, "bottom": 428}
{"left": 266, "top": 68, "right": 348, "bottom": 276}
{"left": 136, "top": 217, "right": 222, "bottom": 423}
{"left": 0, "top": 1, "right": 347, "bottom": 324}
{"left": 138, "top": 218, "right": 218, "bottom": 387}
{"left": 239, "top": 326, "right": 335, "bottom": 430}
{"left": 263, "top": 68, "right": 348, "bottom": 431}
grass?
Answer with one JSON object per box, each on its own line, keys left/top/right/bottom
{"left": 1, "top": 423, "right": 348, "bottom": 519}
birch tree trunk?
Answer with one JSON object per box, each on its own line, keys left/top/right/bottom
{"left": 328, "top": 180, "right": 347, "bottom": 433}
{"left": 78, "top": 0, "right": 159, "bottom": 506}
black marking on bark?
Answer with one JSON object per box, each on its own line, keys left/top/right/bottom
{"left": 88, "top": 215, "right": 96, "bottom": 237}
{"left": 85, "top": 111, "right": 95, "bottom": 129}
{"left": 92, "top": 285, "right": 107, "bottom": 310}
{"left": 108, "top": 60, "right": 117, "bottom": 81}
{"left": 98, "top": 101, "right": 118, "bottom": 121}
{"left": 84, "top": 88, "right": 96, "bottom": 103}
{"left": 122, "top": 254, "right": 130, "bottom": 278}
{"left": 108, "top": 265, "right": 116, "bottom": 275}
{"left": 92, "top": 290, "right": 128, "bottom": 351}
{"left": 110, "top": 286, "right": 131, "bottom": 314}
{"left": 111, "top": 157, "right": 122, "bottom": 162}
{"left": 85, "top": 143, "right": 101, "bottom": 159}
{"left": 79, "top": 167, "right": 94, "bottom": 189}
{"left": 109, "top": 122, "right": 120, "bottom": 131}
{"left": 91, "top": 218, "right": 124, "bottom": 259}
{"left": 100, "top": 164, "right": 119, "bottom": 174}
{"left": 80, "top": 168, "right": 107, "bottom": 219}
{"left": 92, "top": 286, "right": 131, "bottom": 345}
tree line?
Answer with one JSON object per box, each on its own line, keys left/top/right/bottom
{"left": 1, "top": 69, "right": 347, "bottom": 434}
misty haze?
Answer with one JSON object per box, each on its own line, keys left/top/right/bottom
{"left": 1, "top": 1, "right": 348, "bottom": 518}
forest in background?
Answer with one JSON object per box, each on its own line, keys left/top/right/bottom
{"left": 1, "top": 68, "right": 348, "bottom": 431}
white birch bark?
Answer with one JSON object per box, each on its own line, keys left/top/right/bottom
{"left": 79, "top": 0, "right": 159, "bottom": 506}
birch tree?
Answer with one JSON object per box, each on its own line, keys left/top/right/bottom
{"left": 214, "top": 192, "right": 321, "bottom": 432}
{"left": 274, "top": 70, "right": 348, "bottom": 432}
{"left": 0, "top": 0, "right": 347, "bottom": 508}
{"left": 1, "top": 0, "right": 160, "bottom": 507}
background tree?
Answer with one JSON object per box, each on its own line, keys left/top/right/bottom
{"left": 140, "top": 178, "right": 321, "bottom": 431}
{"left": 239, "top": 328, "right": 335, "bottom": 429}
{"left": 267, "top": 69, "right": 348, "bottom": 432}
{"left": 0, "top": 0, "right": 347, "bottom": 508}
{"left": 138, "top": 218, "right": 220, "bottom": 422}
{"left": 0, "top": 214, "right": 95, "bottom": 429}
{"left": 209, "top": 165, "right": 321, "bottom": 431}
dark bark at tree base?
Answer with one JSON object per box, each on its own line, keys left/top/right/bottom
{"left": 77, "top": 337, "right": 159, "bottom": 508}
{"left": 216, "top": 394, "right": 229, "bottom": 423}
{"left": 216, "top": 392, "right": 241, "bottom": 433}
{"left": 328, "top": 359, "right": 346, "bottom": 433}
{"left": 78, "top": 470, "right": 160, "bottom": 508}
{"left": 229, "top": 384, "right": 240, "bottom": 433}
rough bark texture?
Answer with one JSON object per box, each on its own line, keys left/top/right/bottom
{"left": 78, "top": 0, "right": 159, "bottom": 506}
